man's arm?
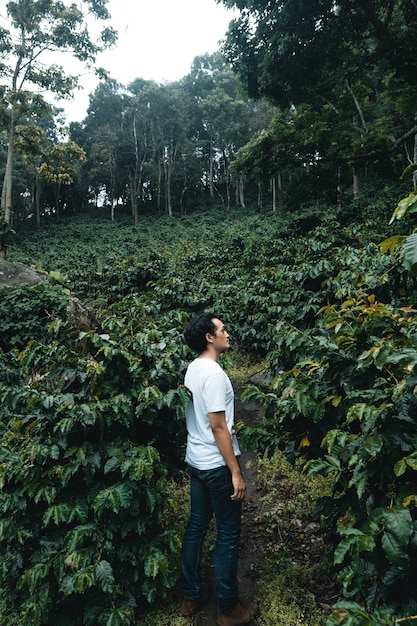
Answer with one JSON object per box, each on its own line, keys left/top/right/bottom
{"left": 208, "top": 411, "right": 246, "bottom": 501}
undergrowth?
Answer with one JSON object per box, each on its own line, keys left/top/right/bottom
{"left": 253, "top": 452, "right": 334, "bottom": 626}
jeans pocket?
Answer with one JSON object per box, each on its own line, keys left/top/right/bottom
{"left": 206, "top": 464, "right": 232, "bottom": 495}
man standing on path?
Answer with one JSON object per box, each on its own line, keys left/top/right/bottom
{"left": 180, "top": 312, "right": 255, "bottom": 626}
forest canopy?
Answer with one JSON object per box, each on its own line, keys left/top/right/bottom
{"left": 1, "top": 0, "right": 417, "bottom": 229}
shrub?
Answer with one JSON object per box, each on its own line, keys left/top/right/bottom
{"left": 0, "top": 304, "right": 190, "bottom": 625}
{"left": 0, "top": 281, "right": 72, "bottom": 351}
{"left": 240, "top": 292, "right": 417, "bottom": 620}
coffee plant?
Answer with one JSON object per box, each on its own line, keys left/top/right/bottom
{"left": 0, "top": 281, "right": 72, "bottom": 352}
{"left": 239, "top": 199, "right": 417, "bottom": 622}
{"left": 0, "top": 285, "right": 191, "bottom": 625}
{"left": 2, "top": 195, "right": 415, "bottom": 624}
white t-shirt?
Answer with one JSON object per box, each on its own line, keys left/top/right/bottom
{"left": 184, "top": 357, "right": 241, "bottom": 470}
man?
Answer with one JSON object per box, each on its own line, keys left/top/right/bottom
{"left": 180, "top": 312, "right": 254, "bottom": 626}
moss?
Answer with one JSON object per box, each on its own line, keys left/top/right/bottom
{"left": 257, "top": 449, "right": 332, "bottom": 517}
{"left": 139, "top": 604, "right": 192, "bottom": 626}
{"left": 253, "top": 450, "right": 334, "bottom": 626}
{"left": 256, "top": 579, "right": 327, "bottom": 625}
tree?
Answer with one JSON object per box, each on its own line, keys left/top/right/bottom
{"left": 200, "top": 86, "right": 249, "bottom": 209}
{"left": 219, "top": 0, "right": 417, "bottom": 197}
{"left": 0, "top": 0, "right": 116, "bottom": 225}
{"left": 123, "top": 80, "right": 161, "bottom": 224}
{"left": 182, "top": 54, "right": 254, "bottom": 206}
{"left": 220, "top": 0, "right": 417, "bottom": 106}
{"left": 80, "top": 81, "right": 126, "bottom": 220}
{"left": 37, "top": 141, "right": 86, "bottom": 220}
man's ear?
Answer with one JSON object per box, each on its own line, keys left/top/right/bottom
{"left": 205, "top": 332, "right": 214, "bottom": 344}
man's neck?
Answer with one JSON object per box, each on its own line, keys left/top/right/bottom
{"left": 199, "top": 346, "right": 220, "bottom": 361}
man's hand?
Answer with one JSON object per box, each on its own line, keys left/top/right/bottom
{"left": 231, "top": 471, "right": 246, "bottom": 501}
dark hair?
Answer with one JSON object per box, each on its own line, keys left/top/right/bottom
{"left": 183, "top": 311, "right": 218, "bottom": 354}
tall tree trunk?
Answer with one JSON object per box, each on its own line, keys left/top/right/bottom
{"left": 209, "top": 139, "right": 215, "bottom": 201}
{"left": 337, "top": 166, "right": 342, "bottom": 207}
{"left": 271, "top": 176, "right": 277, "bottom": 212}
{"left": 55, "top": 182, "right": 61, "bottom": 221}
{"left": 128, "top": 174, "right": 139, "bottom": 225}
{"left": 277, "top": 170, "right": 283, "bottom": 208}
{"left": 180, "top": 155, "right": 187, "bottom": 215}
{"left": 35, "top": 174, "right": 41, "bottom": 227}
{"left": 131, "top": 116, "right": 145, "bottom": 224}
{"left": 353, "top": 170, "right": 361, "bottom": 198}
{"left": 109, "top": 160, "right": 116, "bottom": 222}
{"left": 1, "top": 106, "right": 17, "bottom": 225}
{"left": 257, "top": 181, "right": 262, "bottom": 209}
{"left": 165, "top": 155, "right": 172, "bottom": 217}
{"left": 238, "top": 177, "right": 245, "bottom": 208}
{"left": 222, "top": 149, "right": 231, "bottom": 210}
{"left": 157, "top": 159, "right": 162, "bottom": 214}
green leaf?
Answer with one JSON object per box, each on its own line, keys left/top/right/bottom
{"left": 403, "top": 232, "right": 417, "bottom": 274}
{"left": 378, "top": 235, "right": 406, "bottom": 254}
{"left": 394, "top": 450, "right": 417, "bottom": 477}
{"left": 406, "top": 453, "right": 417, "bottom": 470}
{"left": 92, "top": 483, "right": 133, "bottom": 515}
{"left": 106, "top": 607, "right": 134, "bottom": 626}
{"left": 95, "top": 559, "right": 115, "bottom": 594}
{"left": 75, "top": 566, "right": 95, "bottom": 593}
{"left": 400, "top": 163, "right": 417, "bottom": 180}
{"left": 381, "top": 532, "right": 409, "bottom": 568}
{"left": 346, "top": 403, "right": 368, "bottom": 424}
{"left": 382, "top": 507, "right": 413, "bottom": 546}
{"left": 348, "top": 470, "right": 368, "bottom": 500}
{"left": 390, "top": 192, "right": 417, "bottom": 223}
{"left": 394, "top": 458, "right": 407, "bottom": 477}
{"left": 362, "top": 435, "right": 383, "bottom": 457}
{"left": 34, "top": 486, "right": 57, "bottom": 505}
{"left": 144, "top": 549, "right": 169, "bottom": 578}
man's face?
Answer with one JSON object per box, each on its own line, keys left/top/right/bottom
{"left": 210, "top": 318, "right": 230, "bottom": 353}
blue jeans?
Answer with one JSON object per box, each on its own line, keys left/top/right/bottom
{"left": 181, "top": 463, "right": 242, "bottom": 615}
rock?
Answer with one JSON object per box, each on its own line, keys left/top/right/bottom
{"left": 0, "top": 259, "right": 46, "bottom": 286}
{"left": 67, "top": 297, "right": 94, "bottom": 332}
{"left": 249, "top": 371, "right": 273, "bottom": 389}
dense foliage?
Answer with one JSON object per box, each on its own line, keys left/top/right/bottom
{"left": 1, "top": 187, "right": 416, "bottom": 623}
{"left": 0, "top": 284, "right": 192, "bottom": 623}
{"left": 221, "top": 0, "right": 417, "bottom": 202}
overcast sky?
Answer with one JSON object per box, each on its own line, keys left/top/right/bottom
{"left": 60, "top": 0, "right": 238, "bottom": 122}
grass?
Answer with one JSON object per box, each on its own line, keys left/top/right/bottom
{"left": 253, "top": 451, "right": 334, "bottom": 626}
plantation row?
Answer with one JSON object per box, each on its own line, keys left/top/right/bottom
{"left": 1, "top": 193, "right": 417, "bottom": 625}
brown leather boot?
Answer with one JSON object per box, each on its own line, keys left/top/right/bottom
{"left": 181, "top": 589, "right": 210, "bottom": 616}
{"left": 216, "top": 601, "right": 255, "bottom": 626}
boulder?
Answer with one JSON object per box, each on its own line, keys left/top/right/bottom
{"left": 0, "top": 259, "right": 46, "bottom": 286}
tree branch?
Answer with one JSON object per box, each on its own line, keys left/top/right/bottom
{"left": 345, "top": 79, "right": 368, "bottom": 131}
